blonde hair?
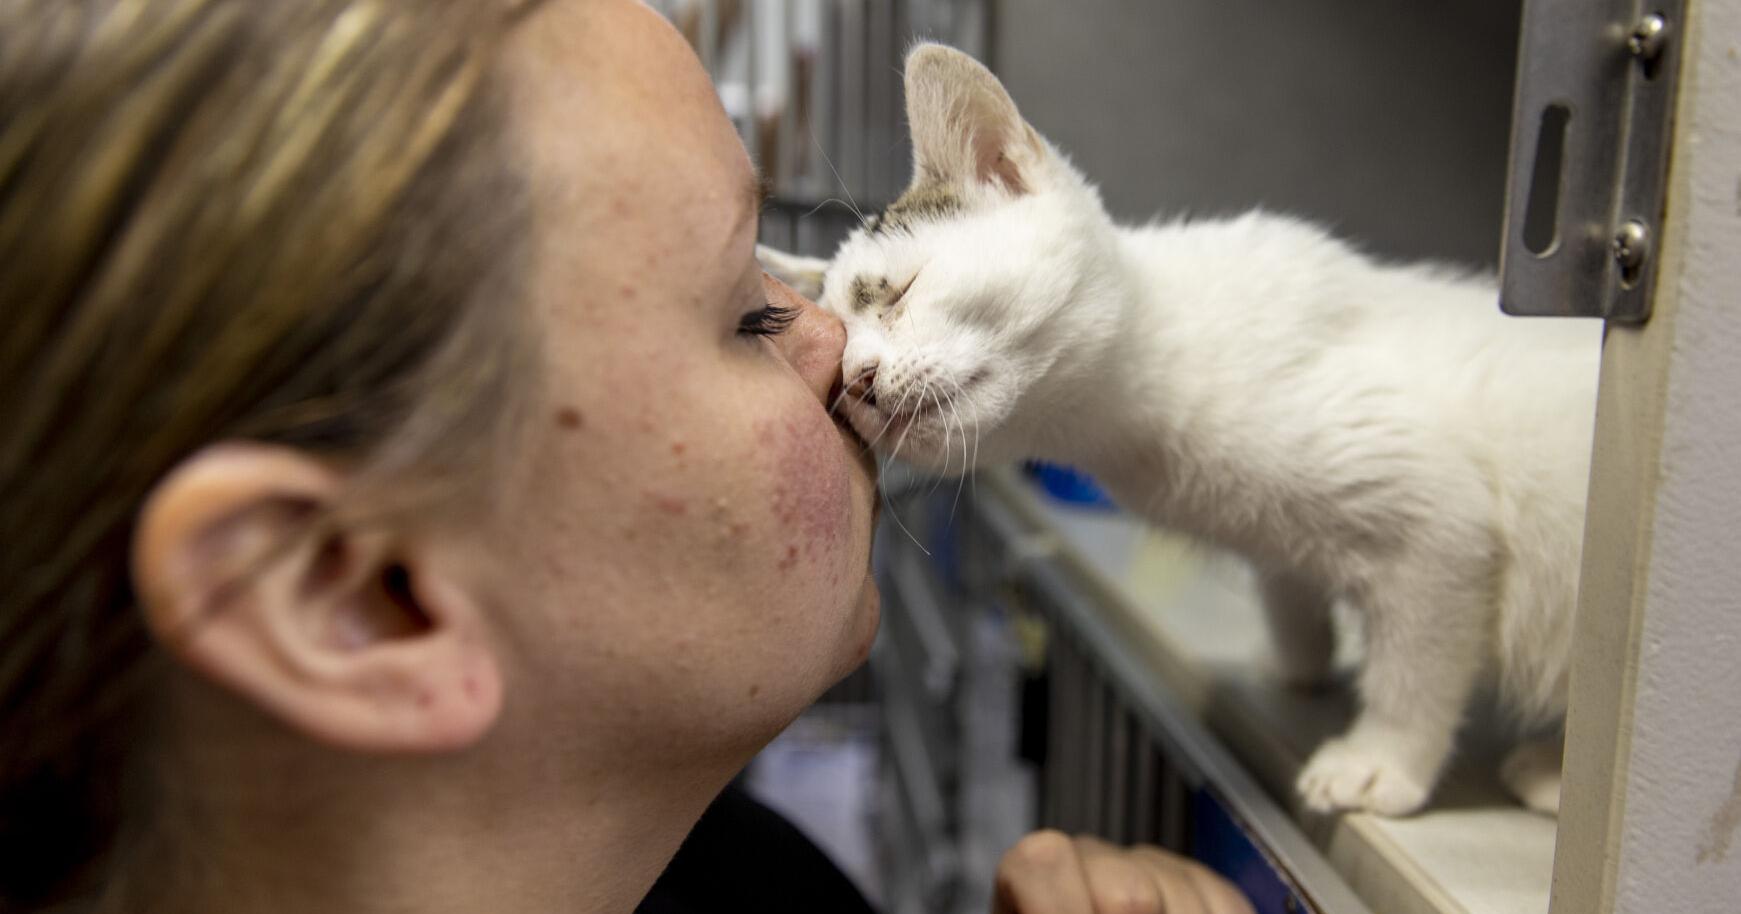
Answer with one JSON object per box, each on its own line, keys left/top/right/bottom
{"left": 0, "top": 0, "right": 536, "bottom": 906}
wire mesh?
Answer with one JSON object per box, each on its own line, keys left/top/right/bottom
{"left": 656, "top": 0, "right": 993, "bottom": 258}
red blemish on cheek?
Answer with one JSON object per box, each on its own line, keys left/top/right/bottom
{"left": 778, "top": 544, "right": 799, "bottom": 571}
{"left": 555, "top": 407, "right": 584, "bottom": 430}
{"left": 417, "top": 690, "right": 435, "bottom": 709}
{"left": 671, "top": 441, "right": 687, "bottom": 456}
{"left": 463, "top": 677, "right": 480, "bottom": 700}
{"left": 764, "top": 414, "right": 852, "bottom": 560}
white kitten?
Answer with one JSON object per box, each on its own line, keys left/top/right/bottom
{"left": 765, "top": 43, "right": 1599, "bottom": 818}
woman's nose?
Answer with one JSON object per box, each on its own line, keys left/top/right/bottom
{"left": 764, "top": 273, "right": 846, "bottom": 406}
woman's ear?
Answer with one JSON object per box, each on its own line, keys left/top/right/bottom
{"left": 131, "top": 443, "right": 504, "bottom": 754}
{"left": 903, "top": 42, "right": 1045, "bottom": 196}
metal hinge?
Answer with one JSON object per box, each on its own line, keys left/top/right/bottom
{"left": 1499, "top": 0, "right": 1685, "bottom": 322}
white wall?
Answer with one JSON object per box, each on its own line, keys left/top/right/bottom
{"left": 1611, "top": 0, "right": 1741, "bottom": 907}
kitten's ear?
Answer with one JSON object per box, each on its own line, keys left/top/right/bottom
{"left": 757, "top": 245, "right": 828, "bottom": 300}
{"left": 904, "top": 43, "right": 1044, "bottom": 195}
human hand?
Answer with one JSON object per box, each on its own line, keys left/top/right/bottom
{"left": 992, "top": 831, "right": 1255, "bottom": 914}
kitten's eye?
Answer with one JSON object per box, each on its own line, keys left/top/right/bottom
{"left": 737, "top": 301, "right": 798, "bottom": 338}
{"left": 891, "top": 273, "right": 918, "bottom": 305}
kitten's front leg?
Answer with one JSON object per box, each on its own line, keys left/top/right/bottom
{"left": 1297, "top": 561, "right": 1490, "bottom": 816}
{"left": 1259, "top": 569, "right": 1336, "bottom": 690}
{"left": 1500, "top": 733, "right": 1563, "bottom": 815}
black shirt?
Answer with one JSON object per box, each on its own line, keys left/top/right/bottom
{"left": 636, "top": 785, "right": 879, "bottom": 914}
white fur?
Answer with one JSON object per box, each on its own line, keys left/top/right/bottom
{"left": 770, "top": 44, "right": 1597, "bottom": 817}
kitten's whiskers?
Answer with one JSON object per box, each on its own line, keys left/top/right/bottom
{"left": 888, "top": 378, "right": 930, "bottom": 469}
{"left": 809, "top": 126, "right": 866, "bottom": 226}
{"left": 861, "top": 378, "right": 918, "bottom": 455}
{"left": 926, "top": 385, "right": 952, "bottom": 497}
{"left": 941, "top": 383, "right": 971, "bottom": 522}
{"left": 877, "top": 454, "right": 931, "bottom": 556}
{"left": 831, "top": 367, "right": 875, "bottom": 417}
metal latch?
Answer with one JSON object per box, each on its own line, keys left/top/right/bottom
{"left": 1499, "top": 0, "right": 1684, "bottom": 322}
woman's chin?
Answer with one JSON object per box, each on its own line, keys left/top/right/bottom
{"left": 842, "top": 577, "right": 881, "bottom": 673}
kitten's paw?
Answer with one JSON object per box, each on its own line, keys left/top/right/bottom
{"left": 1500, "top": 739, "right": 1562, "bottom": 816}
{"left": 1297, "top": 738, "right": 1434, "bottom": 816}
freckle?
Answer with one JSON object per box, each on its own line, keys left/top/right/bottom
{"left": 749, "top": 684, "right": 761, "bottom": 698}
{"left": 728, "top": 522, "right": 748, "bottom": 536}
{"left": 555, "top": 407, "right": 584, "bottom": 430}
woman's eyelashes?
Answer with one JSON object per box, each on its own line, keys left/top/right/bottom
{"left": 737, "top": 302, "right": 798, "bottom": 338}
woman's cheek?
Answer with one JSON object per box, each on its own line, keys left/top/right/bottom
{"left": 761, "top": 411, "right": 853, "bottom": 580}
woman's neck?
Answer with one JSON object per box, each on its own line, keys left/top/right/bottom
{"left": 135, "top": 699, "right": 737, "bottom": 914}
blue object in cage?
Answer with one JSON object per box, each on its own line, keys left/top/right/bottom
{"left": 1024, "top": 461, "right": 1116, "bottom": 510}
{"left": 1191, "top": 788, "right": 1311, "bottom": 914}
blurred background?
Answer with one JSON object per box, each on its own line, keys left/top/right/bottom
{"left": 650, "top": 3, "right": 1529, "bottom": 914}
{"left": 653, "top": 0, "right": 1520, "bottom": 268}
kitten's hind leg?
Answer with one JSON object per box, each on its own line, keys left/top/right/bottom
{"left": 1259, "top": 569, "right": 1337, "bottom": 690}
{"left": 1500, "top": 733, "right": 1563, "bottom": 815}
{"left": 1297, "top": 560, "right": 1491, "bottom": 816}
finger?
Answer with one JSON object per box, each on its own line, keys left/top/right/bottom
{"left": 993, "top": 830, "right": 1097, "bottom": 914}
{"left": 1125, "top": 846, "right": 1216, "bottom": 914}
{"left": 1074, "top": 840, "right": 1166, "bottom": 914}
{"left": 1177, "top": 859, "right": 1255, "bottom": 914}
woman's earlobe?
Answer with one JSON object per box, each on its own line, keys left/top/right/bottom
{"left": 131, "top": 441, "right": 505, "bottom": 754}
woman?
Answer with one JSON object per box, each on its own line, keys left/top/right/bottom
{"left": 0, "top": 1, "right": 1251, "bottom": 912}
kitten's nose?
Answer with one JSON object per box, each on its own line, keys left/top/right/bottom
{"left": 846, "top": 365, "right": 878, "bottom": 408}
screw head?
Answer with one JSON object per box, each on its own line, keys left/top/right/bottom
{"left": 1628, "top": 14, "right": 1668, "bottom": 60}
{"left": 1613, "top": 220, "right": 1651, "bottom": 272}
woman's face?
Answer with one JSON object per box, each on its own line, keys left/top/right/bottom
{"left": 483, "top": 0, "right": 878, "bottom": 762}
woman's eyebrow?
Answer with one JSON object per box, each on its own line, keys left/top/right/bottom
{"left": 752, "top": 168, "right": 772, "bottom": 211}
{"left": 733, "top": 168, "right": 770, "bottom": 238}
